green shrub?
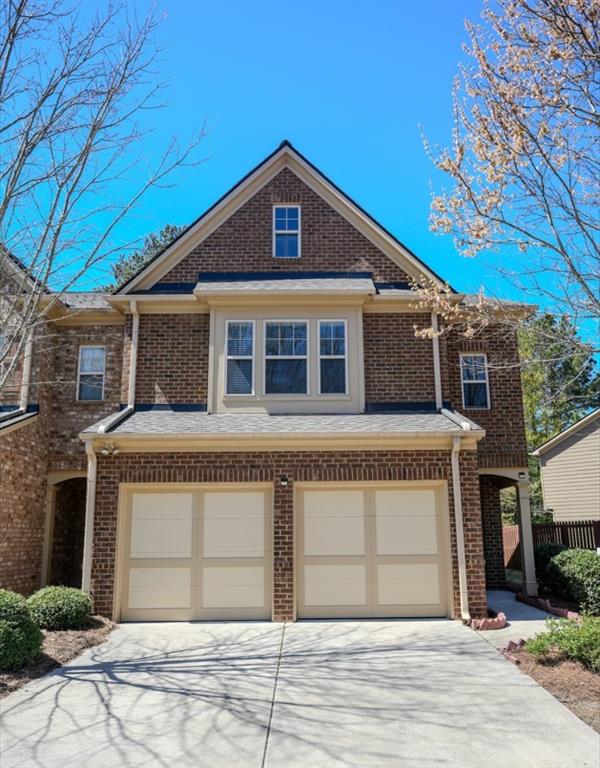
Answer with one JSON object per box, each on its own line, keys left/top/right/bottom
{"left": 546, "top": 549, "right": 600, "bottom": 615}
{"left": 534, "top": 543, "right": 568, "bottom": 595}
{"left": 0, "top": 590, "right": 43, "bottom": 671}
{"left": 27, "top": 586, "right": 92, "bottom": 630}
{"left": 526, "top": 615, "right": 600, "bottom": 672}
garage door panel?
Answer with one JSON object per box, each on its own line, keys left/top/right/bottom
{"left": 128, "top": 567, "right": 191, "bottom": 609}
{"left": 203, "top": 492, "right": 265, "bottom": 558}
{"left": 130, "top": 493, "right": 193, "bottom": 559}
{"left": 298, "top": 485, "right": 448, "bottom": 619}
{"left": 202, "top": 566, "right": 265, "bottom": 609}
{"left": 374, "top": 489, "right": 438, "bottom": 556}
{"left": 376, "top": 564, "right": 440, "bottom": 606}
{"left": 304, "top": 490, "right": 365, "bottom": 556}
{"left": 121, "top": 487, "right": 270, "bottom": 621}
{"left": 304, "top": 564, "right": 367, "bottom": 606}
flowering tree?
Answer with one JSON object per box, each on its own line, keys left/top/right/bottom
{"left": 0, "top": 0, "right": 205, "bottom": 393}
{"left": 418, "top": 0, "right": 599, "bottom": 356}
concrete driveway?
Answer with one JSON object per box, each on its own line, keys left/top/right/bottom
{"left": 1, "top": 621, "right": 598, "bottom": 768}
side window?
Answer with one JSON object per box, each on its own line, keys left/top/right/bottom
{"left": 273, "top": 205, "right": 300, "bottom": 258}
{"left": 226, "top": 321, "right": 254, "bottom": 395}
{"left": 460, "top": 354, "right": 490, "bottom": 409}
{"left": 264, "top": 321, "right": 308, "bottom": 394}
{"left": 319, "top": 320, "right": 347, "bottom": 394}
{"left": 77, "top": 346, "right": 106, "bottom": 401}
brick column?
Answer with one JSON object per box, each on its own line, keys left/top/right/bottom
{"left": 479, "top": 476, "right": 506, "bottom": 589}
{"left": 459, "top": 452, "right": 488, "bottom": 619}
{"left": 272, "top": 477, "right": 294, "bottom": 621}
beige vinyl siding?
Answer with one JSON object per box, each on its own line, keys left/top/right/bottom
{"left": 540, "top": 418, "right": 600, "bottom": 522}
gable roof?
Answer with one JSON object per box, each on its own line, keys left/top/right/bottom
{"left": 531, "top": 408, "right": 600, "bottom": 457}
{"left": 115, "top": 140, "right": 456, "bottom": 295}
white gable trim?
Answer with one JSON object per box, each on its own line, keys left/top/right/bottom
{"left": 117, "top": 144, "right": 448, "bottom": 294}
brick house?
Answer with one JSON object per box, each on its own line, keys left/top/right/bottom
{"left": 0, "top": 141, "right": 537, "bottom": 622}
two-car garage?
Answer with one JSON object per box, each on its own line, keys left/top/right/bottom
{"left": 116, "top": 482, "right": 451, "bottom": 622}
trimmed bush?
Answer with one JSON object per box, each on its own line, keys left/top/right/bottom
{"left": 534, "top": 543, "right": 568, "bottom": 595}
{"left": 27, "top": 586, "right": 92, "bottom": 630}
{"left": 0, "top": 590, "right": 43, "bottom": 671}
{"left": 546, "top": 549, "right": 600, "bottom": 615}
{"left": 526, "top": 615, "right": 600, "bottom": 672}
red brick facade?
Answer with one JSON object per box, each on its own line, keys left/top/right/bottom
{"left": 161, "top": 168, "right": 411, "bottom": 284}
{"left": 91, "top": 449, "right": 488, "bottom": 621}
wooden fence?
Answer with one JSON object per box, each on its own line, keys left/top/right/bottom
{"left": 503, "top": 520, "right": 600, "bottom": 568}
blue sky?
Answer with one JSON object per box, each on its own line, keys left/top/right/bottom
{"left": 87, "top": 0, "right": 521, "bottom": 299}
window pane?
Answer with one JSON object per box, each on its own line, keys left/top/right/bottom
{"left": 265, "top": 322, "right": 307, "bottom": 356}
{"left": 275, "top": 233, "right": 299, "bottom": 258}
{"left": 227, "top": 322, "right": 253, "bottom": 357}
{"left": 463, "top": 382, "right": 488, "bottom": 408}
{"left": 461, "top": 355, "right": 486, "bottom": 381}
{"left": 227, "top": 359, "right": 252, "bottom": 395}
{"left": 78, "top": 374, "right": 103, "bottom": 400}
{"left": 320, "top": 322, "right": 345, "bottom": 356}
{"left": 265, "top": 359, "right": 307, "bottom": 394}
{"left": 80, "top": 347, "right": 105, "bottom": 373}
{"left": 321, "top": 359, "right": 346, "bottom": 394}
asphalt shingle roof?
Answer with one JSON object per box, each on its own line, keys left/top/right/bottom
{"left": 194, "top": 278, "right": 376, "bottom": 294}
{"left": 83, "top": 410, "right": 480, "bottom": 436}
{"left": 62, "top": 292, "right": 112, "bottom": 309}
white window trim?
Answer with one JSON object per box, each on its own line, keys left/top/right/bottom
{"left": 460, "top": 352, "right": 490, "bottom": 410}
{"left": 77, "top": 345, "right": 106, "bottom": 402}
{"left": 272, "top": 204, "right": 301, "bottom": 259}
{"left": 317, "top": 319, "right": 349, "bottom": 396}
{"left": 263, "top": 319, "right": 309, "bottom": 396}
{"left": 225, "top": 319, "right": 255, "bottom": 396}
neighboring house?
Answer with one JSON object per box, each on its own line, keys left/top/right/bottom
{"left": 532, "top": 409, "right": 600, "bottom": 522}
{"left": 0, "top": 141, "right": 538, "bottom": 623}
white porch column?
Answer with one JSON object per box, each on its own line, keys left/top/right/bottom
{"left": 517, "top": 481, "right": 538, "bottom": 596}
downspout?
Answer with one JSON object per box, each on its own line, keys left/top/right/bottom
{"left": 19, "top": 330, "right": 34, "bottom": 411}
{"left": 451, "top": 435, "right": 471, "bottom": 622}
{"left": 431, "top": 312, "right": 443, "bottom": 410}
{"left": 98, "top": 299, "right": 139, "bottom": 434}
{"left": 81, "top": 440, "right": 97, "bottom": 592}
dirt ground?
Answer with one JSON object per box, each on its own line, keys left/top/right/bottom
{"left": 0, "top": 616, "right": 114, "bottom": 699}
{"left": 514, "top": 649, "right": 600, "bottom": 733}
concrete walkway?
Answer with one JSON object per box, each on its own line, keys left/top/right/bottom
{"left": 1, "top": 620, "right": 598, "bottom": 768}
{"left": 484, "top": 590, "right": 554, "bottom": 649}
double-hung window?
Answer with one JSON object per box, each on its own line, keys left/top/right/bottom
{"left": 226, "top": 321, "right": 254, "bottom": 395}
{"left": 460, "top": 353, "right": 490, "bottom": 409}
{"left": 77, "top": 346, "right": 106, "bottom": 401}
{"left": 273, "top": 205, "right": 300, "bottom": 258}
{"left": 319, "top": 320, "right": 347, "bottom": 394}
{"left": 265, "top": 321, "right": 308, "bottom": 394}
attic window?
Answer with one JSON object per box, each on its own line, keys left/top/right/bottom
{"left": 273, "top": 206, "right": 300, "bottom": 258}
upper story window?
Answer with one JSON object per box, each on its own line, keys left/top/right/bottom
{"left": 77, "top": 346, "right": 106, "bottom": 401}
{"left": 460, "top": 353, "right": 490, "bottom": 409}
{"left": 273, "top": 205, "right": 300, "bottom": 258}
{"left": 319, "top": 320, "right": 347, "bottom": 394}
{"left": 264, "top": 321, "right": 308, "bottom": 393}
{"left": 226, "top": 321, "right": 254, "bottom": 395}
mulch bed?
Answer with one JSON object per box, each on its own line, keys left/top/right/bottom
{"left": 0, "top": 615, "right": 114, "bottom": 699}
{"left": 513, "top": 648, "right": 600, "bottom": 733}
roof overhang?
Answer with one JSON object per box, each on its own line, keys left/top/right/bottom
{"left": 114, "top": 142, "right": 453, "bottom": 295}
{"left": 531, "top": 408, "right": 600, "bottom": 457}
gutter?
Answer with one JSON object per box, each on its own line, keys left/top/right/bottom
{"left": 81, "top": 440, "right": 97, "bottom": 592}
{"left": 451, "top": 435, "right": 471, "bottom": 622}
{"left": 98, "top": 300, "right": 139, "bottom": 434}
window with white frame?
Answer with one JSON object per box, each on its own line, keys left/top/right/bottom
{"left": 77, "top": 346, "right": 106, "bottom": 401}
{"left": 264, "top": 321, "right": 308, "bottom": 394}
{"left": 460, "top": 354, "right": 490, "bottom": 409}
{"left": 226, "top": 321, "right": 254, "bottom": 395}
{"left": 319, "top": 320, "right": 347, "bottom": 394}
{"left": 273, "top": 205, "right": 300, "bottom": 258}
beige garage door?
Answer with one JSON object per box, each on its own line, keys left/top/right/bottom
{"left": 119, "top": 485, "right": 272, "bottom": 621}
{"left": 297, "top": 484, "right": 450, "bottom": 618}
